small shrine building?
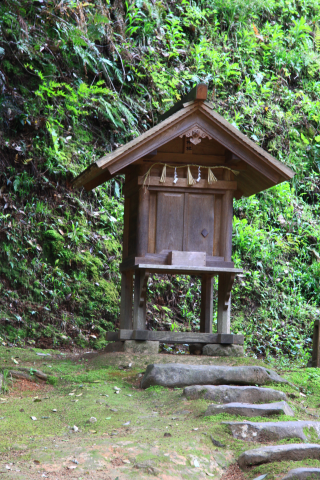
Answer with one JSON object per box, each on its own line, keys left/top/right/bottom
{"left": 72, "top": 84, "right": 294, "bottom": 348}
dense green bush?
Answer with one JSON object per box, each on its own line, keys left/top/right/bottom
{"left": 0, "top": 0, "right": 319, "bottom": 363}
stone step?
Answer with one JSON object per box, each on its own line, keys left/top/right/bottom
{"left": 183, "top": 385, "right": 287, "bottom": 403}
{"left": 141, "top": 364, "right": 288, "bottom": 389}
{"left": 205, "top": 401, "right": 294, "bottom": 417}
{"left": 282, "top": 468, "right": 320, "bottom": 480}
{"left": 238, "top": 444, "right": 320, "bottom": 470}
{"left": 224, "top": 420, "right": 320, "bottom": 442}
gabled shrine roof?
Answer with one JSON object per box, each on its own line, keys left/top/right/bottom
{"left": 72, "top": 87, "right": 294, "bottom": 197}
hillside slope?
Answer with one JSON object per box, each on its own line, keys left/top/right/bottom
{"left": 0, "top": 0, "right": 320, "bottom": 364}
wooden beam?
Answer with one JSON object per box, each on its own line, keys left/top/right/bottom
{"left": 122, "top": 196, "right": 130, "bottom": 259}
{"left": 120, "top": 254, "right": 230, "bottom": 270}
{"left": 217, "top": 333, "right": 239, "bottom": 344}
{"left": 138, "top": 176, "right": 237, "bottom": 191}
{"left": 119, "top": 270, "right": 133, "bottom": 330}
{"left": 141, "top": 153, "right": 226, "bottom": 165}
{"left": 200, "top": 274, "right": 214, "bottom": 333}
{"left": 117, "top": 329, "right": 244, "bottom": 344}
{"left": 121, "top": 263, "right": 242, "bottom": 275}
{"left": 217, "top": 273, "right": 235, "bottom": 334}
{"left": 107, "top": 108, "right": 200, "bottom": 176}
{"left": 136, "top": 188, "right": 150, "bottom": 257}
{"left": 158, "top": 84, "right": 207, "bottom": 123}
{"left": 198, "top": 108, "right": 284, "bottom": 185}
{"left": 83, "top": 168, "right": 112, "bottom": 191}
{"left": 146, "top": 186, "right": 238, "bottom": 195}
{"left": 133, "top": 269, "right": 149, "bottom": 330}
{"left": 312, "top": 319, "right": 320, "bottom": 367}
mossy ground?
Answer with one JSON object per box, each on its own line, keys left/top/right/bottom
{"left": 1, "top": 347, "right": 320, "bottom": 479}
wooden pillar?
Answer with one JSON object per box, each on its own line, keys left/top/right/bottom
{"left": 217, "top": 273, "right": 235, "bottom": 334}
{"left": 200, "top": 274, "right": 214, "bottom": 333}
{"left": 312, "top": 320, "right": 320, "bottom": 367}
{"left": 119, "top": 270, "right": 133, "bottom": 329}
{"left": 220, "top": 190, "right": 233, "bottom": 261}
{"left": 136, "top": 188, "right": 150, "bottom": 257}
{"left": 133, "top": 269, "right": 149, "bottom": 330}
{"left": 122, "top": 196, "right": 130, "bottom": 259}
{"left": 220, "top": 170, "right": 234, "bottom": 261}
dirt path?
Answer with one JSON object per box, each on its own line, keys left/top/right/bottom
{"left": 0, "top": 347, "right": 318, "bottom": 479}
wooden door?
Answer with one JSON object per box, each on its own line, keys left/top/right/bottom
{"left": 155, "top": 192, "right": 184, "bottom": 252}
{"left": 184, "top": 194, "right": 214, "bottom": 255}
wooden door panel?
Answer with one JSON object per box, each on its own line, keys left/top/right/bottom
{"left": 155, "top": 193, "right": 184, "bottom": 252}
{"left": 185, "top": 194, "right": 214, "bottom": 254}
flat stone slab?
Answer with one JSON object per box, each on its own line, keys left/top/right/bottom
{"left": 183, "top": 385, "right": 287, "bottom": 403}
{"left": 238, "top": 444, "right": 320, "bottom": 470}
{"left": 282, "top": 468, "right": 320, "bottom": 480}
{"left": 205, "top": 401, "right": 294, "bottom": 417}
{"left": 124, "top": 340, "right": 160, "bottom": 354}
{"left": 202, "top": 344, "right": 244, "bottom": 357}
{"left": 225, "top": 421, "right": 320, "bottom": 442}
{"left": 141, "top": 364, "right": 288, "bottom": 389}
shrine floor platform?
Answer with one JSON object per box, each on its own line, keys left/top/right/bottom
{"left": 120, "top": 262, "right": 243, "bottom": 275}
{"left": 106, "top": 330, "right": 244, "bottom": 345}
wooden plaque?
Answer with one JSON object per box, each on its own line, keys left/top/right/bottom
{"left": 168, "top": 251, "right": 206, "bottom": 267}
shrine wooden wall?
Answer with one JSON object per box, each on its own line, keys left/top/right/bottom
{"left": 123, "top": 135, "right": 237, "bottom": 265}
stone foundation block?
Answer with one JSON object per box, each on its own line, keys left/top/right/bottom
{"left": 124, "top": 340, "right": 160, "bottom": 354}
{"left": 141, "top": 364, "right": 288, "bottom": 389}
{"left": 205, "top": 400, "right": 294, "bottom": 418}
{"left": 184, "top": 385, "right": 287, "bottom": 403}
{"left": 282, "top": 468, "right": 320, "bottom": 480}
{"left": 238, "top": 444, "right": 320, "bottom": 470}
{"left": 202, "top": 344, "right": 244, "bottom": 357}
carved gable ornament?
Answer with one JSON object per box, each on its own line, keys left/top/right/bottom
{"left": 179, "top": 125, "right": 212, "bottom": 145}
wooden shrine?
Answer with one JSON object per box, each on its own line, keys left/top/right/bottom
{"left": 72, "top": 84, "right": 294, "bottom": 346}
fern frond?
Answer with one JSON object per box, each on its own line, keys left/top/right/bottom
{"left": 315, "top": 25, "right": 320, "bottom": 52}
{"left": 266, "top": 109, "right": 273, "bottom": 121}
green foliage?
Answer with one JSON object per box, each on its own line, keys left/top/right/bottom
{"left": 47, "top": 376, "right": 58, "bottom": 386}
{"left": 145, "top": 385, "right": 168, "bottom": 392}
{"left": 0, "top": 0, "right": 320, "bottom": 361}
{"left": 0, "top": 369, "right": 9, "bottom": 393}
